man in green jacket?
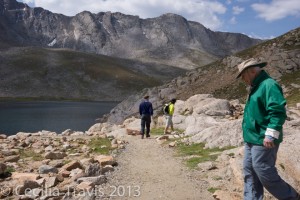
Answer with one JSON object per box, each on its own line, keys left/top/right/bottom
{"left": 236, "top": 58, "right": 299, "bottom": 200}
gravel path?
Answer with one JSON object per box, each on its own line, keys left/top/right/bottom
{"left": 101, "top": 135, "right": 214, "bottom": 200}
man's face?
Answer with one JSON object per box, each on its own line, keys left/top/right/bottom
{"left": 241, "top": 68, "right": 252, "bottom": 85}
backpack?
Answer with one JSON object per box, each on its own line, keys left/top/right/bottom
{"left": 163, "top": 103, "right": 170, "bottom": 114}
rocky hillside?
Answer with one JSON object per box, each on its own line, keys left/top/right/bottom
{"left": 0, "top": 47, "right": 185, "bottom": 101}
{"left": 0, "top": 0, "right": 261, "bottom": 69}
{"left": 105, "top": 27, "right": 300, "bottom": 124}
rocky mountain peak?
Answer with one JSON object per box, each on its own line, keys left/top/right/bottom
{"left": 1, "top": 0, "right": 26, "bottom": 10}
{"left": 0, "top": 0, "right": 261, "bottom": 69}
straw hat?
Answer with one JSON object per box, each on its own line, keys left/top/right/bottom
{"left": 236, "top": 58, "right": 267, "bottom": 79}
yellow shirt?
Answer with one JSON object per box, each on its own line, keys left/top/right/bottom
{"left": 169, "top": 103, "right": 175, "bottom": 115}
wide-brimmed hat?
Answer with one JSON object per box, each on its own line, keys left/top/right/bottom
{"left": 236, "top": 58, "right": 267, "bottom": 79}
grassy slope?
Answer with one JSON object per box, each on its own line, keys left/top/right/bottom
{"left": 0, "top": 47, "right": 186, "bottom": 101}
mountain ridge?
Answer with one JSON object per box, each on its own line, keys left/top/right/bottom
{"left": 0, "top": 0, "right": 261, "bottom": 69}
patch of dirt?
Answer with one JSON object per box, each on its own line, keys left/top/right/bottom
{"left": 101, "top": 135, "right": 214, "bottom": 200}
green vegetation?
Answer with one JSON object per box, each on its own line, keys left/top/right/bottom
{"left": 279, "top": 163, "right": 285, "bottom": 170}
{"left": 212, "top": 176, "right": 223, "bottom": 181}
{"left": 4, "top": 166, "right": 15, "bottom": 173}
{"left": 88, "top": 137, "right": 116, "bottom": 155}
{"left": 279, "top": 70, "right": 300, "bottom": 107}
{"left": 208, "top": 187, "right": 220, "bottom": 193}
{"left": 150, "top": 128, "right": 185, "bottom": 136}
{"left": 213, "top": 81, "right": 248, "bottom": 103}
{"left": 19, "top": 149, "right": 43, "bottom": 161}
{"left": 176, "top": 142, "right": 235, "bottom": 169}
{"left": 150, "top": 127, "right": 165, "bottom": 136}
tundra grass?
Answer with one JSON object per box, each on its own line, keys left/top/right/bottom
{"left": 88, "top": 137, "right": 116, "bottom": 155}
{"left": 19, "top": 149, "right": 43, "bottom": 161}
{"left": 176, "top": 142, "right": 235, "bottom": 169}
{"left": 150, "top": 128, "right": 185, "bottom": 136}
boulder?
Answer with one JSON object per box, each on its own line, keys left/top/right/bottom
{"left": 11, "top": 172, "right": 40, "bottom": 182}
{"left": 94, "top": 155, "right": 117, "bottom": 167}
{"left": 85, "top": 163, "right": 102, "bottom": 176}
{"left": 0, "top": 134, "right": 7, "bottom": 139}
{"left": 0, "top": 162, "right": 7, "bottom": 175}
{"left": 76, "top": 181, "right": 95, "bottom": 192}
{"left": 39, "top": 165, "right": 58, "bottom": 174}
{"left": 61, "top": 161, "right": 83, "bottom": 171}
{"left": 44, "top": 152, "right": 67, "bottom": 160}
{"left": 4, "top": 155, "right": 20, "bottom": 163}
{"left": 188, "top": 120, "right": 243, "bottom": 148}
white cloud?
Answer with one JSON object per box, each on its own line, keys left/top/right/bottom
{"left": 232, "top": 6, "right": 244, "bottom": 15}
{"left": 252, "top": 0, "right": 300, "bottom": 21}
{"left": 226, "top": 0, "right": 232, "bottom": 5}
{"left": 229, "top": 16, "right": 237, "bottom": 24}
{"left": 18, "top": 0, "right": 227, "bottom": 30}
{"left": 247, "top": 32, "right": 275, "bottom": 40}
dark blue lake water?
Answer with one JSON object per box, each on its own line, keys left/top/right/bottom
{"left": 0, "top": 101, "right": 118, "bottom": 135}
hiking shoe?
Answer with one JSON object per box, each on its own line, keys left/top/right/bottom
{"left": 146, "top": 135, "right": 150, "bottom": 138}
{"left": 141, "top": 135, "right": 144, "bottom": 139}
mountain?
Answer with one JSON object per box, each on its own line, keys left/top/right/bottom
{"left": 105, "top": 27, "right": 300, "bottom": 124}
{"left": 0, "top": 0, "right": 261, "bottom": 70}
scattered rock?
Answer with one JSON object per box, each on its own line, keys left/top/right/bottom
{"left": 85, "top": 163, "right": 102, "bottom": 176}
{"left": 11, "top": 172, "right": 40, "bottom": 182}
{"left": 44, "top": 152, "right": 67, "bottom": 160}
{"left": 38, "top": 165, "right": 58, "bottom": 174}
{"left": 61, "top": 161, "right": 83, "bottom": 171}
{"left": 76, "top": 181, "right": 95, "bottom": 192}
{"left": 4, "top": 155, "right": 20, "bottom": 163}
{"left": 94, "top": 155, "right": 117, "bottom": 167}
{"left": 77, "top": 175, "right": 107, "bottom": 185}
{"left": 126, "top": 129, "right": 140, "bottom": 136}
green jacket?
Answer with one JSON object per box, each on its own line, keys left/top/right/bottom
{"left": 242, "top": 70, "right": 287, "bottom": 145}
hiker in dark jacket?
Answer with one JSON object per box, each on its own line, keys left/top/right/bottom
{"left": 236, "top": 58, "right": 300, "bottom": 200}
{"left": 139, "top": 95, "right": 153, "bottom": 139}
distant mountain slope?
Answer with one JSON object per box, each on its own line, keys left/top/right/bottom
{"left": 105, "top": 27, "right": 300, "bottom": 124}
{"left": 0, "top": 0, "right": 261, "bottom": 69}
{"left": 0, "top": 47, "right": 186, "bottom": 101}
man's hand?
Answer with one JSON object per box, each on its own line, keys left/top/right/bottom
{"left": 263, "top": 137, "right": 275, "bottom": 148}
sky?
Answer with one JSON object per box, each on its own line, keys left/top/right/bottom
{"left": 16, "top": 0, "right": 300, "bottom": 39}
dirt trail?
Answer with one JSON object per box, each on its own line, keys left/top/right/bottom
{"left": 102, "top": 135, "right": 214, "bottom": 200}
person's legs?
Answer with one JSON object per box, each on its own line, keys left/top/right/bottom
{"left": 145, "top": 115, "right": 151, "bottom": 137}
{"left": 243, "top": 143, "right": 264, "bottom": 200}
{"left": 164, "top": 115, "right": 170, "bottom": 134}
{"left": 252, "top": 145, "right": 299, "bottom": 200}
{"left": 140, "top": 115, "right": 146, "bottom": 139}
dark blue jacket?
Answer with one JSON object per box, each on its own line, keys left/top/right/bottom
{"left": 139, "top": 100, "right": 153, "bottom": 116}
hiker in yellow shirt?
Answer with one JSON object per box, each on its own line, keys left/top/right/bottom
{"left": 164, "top": 98, "right": 176, "bottom": 134}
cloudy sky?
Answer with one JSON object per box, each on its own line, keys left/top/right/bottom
{"left": 17, "top": 0, "right": 300, "bottom": 39}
